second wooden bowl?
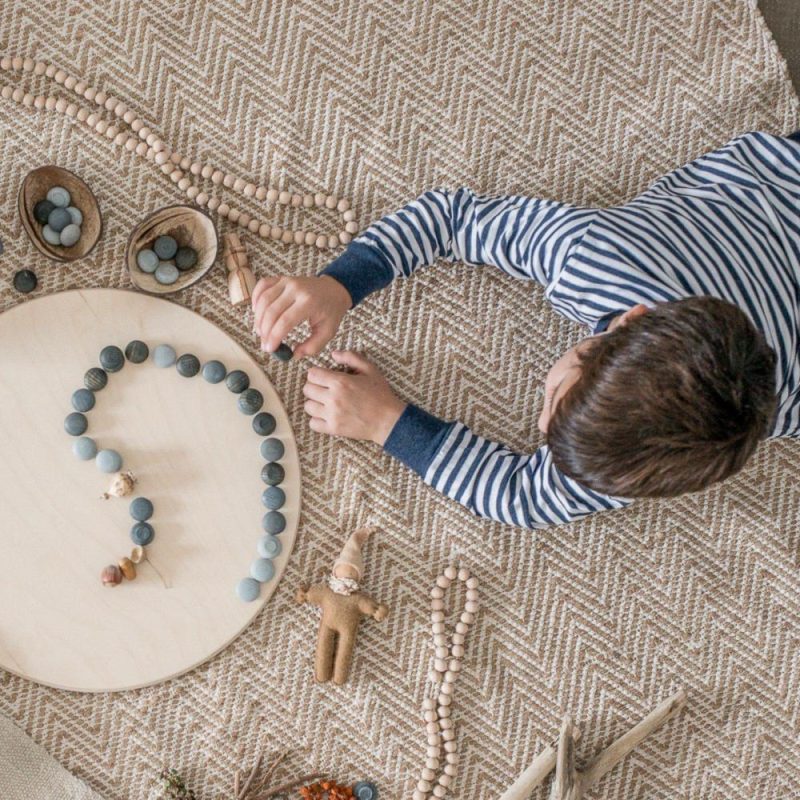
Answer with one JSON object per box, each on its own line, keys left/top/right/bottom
{"left": 18, "top": 165, "right": 102, "bottom": 262}
{"left": 126, "top": 205, "right": 219, "bottom": 295}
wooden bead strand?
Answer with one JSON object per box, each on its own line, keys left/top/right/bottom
{"left": 0, "top": 56, "right": 355, "bottom": 249}
{"left": 413, "top": 565, "right": 478, "bottom": 800}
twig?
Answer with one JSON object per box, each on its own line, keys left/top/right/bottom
{"left": 234, "top": 770, "right": 241, "bottom": 798}
{"left": 244, "top": 750, "right": 289, "bottom": 798}
{"left": 237, "top": 750, "right": 264, "bottom": 800}
{"left": 251, "top": 772, "right": 325, "bottom": 799}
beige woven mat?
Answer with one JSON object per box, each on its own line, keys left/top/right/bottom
{"left": 1, "top": 2, "right": 798, "bottom": 798}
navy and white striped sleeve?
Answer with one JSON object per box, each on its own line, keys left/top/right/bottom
{"left": 384, "top": 404, "right": 630, "bottom": 528}
{"left": 320, "top": 188, "right": 596, "bottom": 304}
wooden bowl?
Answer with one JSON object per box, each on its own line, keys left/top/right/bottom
{"left": 126, "top": 205, "right": 219, "bottom": 295}
{"left": 18, "top": 165, "right": 102, "bottom": 262}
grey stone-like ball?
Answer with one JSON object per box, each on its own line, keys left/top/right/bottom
{"left": 176, "top": 353, "right": 201, "bottom": 377}
{"left": 130, "top": 497, "right": 154, "bottom": 521}
{"left": 33, "top": 199, "right": 54, "bottom": 224}
{"left": 235, "top": 577, "right": 260, "bottom": 602}
{"left": 125, "top": 340, "right": 149, "bottom": 363}
{"left": 261, "top": 462, "right": 285, "bottom": 486}
{"left": 59, "top": 223, "right": 81, "bottom": 247}
{"left": 257, "top": 534, "right": 282, "bottom": 559}
{"left": 155, "top": 261, "right": 179, "bottom": 285}
{"left": 260, "top": 437, "right": 285, "bottom": 462}
{"left": 202, "top": 360, "right": 227, "bottom": 383}
{"left": 130, "top": 521, "right": 155, "bottom": 546}
{"left": 72, "top": 388, "right": 95, "bottom": 412}
{"left": 136, "top": 248, "right": 158, "bottom": 273}
{"left": 272, "top": 342, "right": 293, "bottom": 362}
{"left": 152, "top": 344, "right": 177, "bottom": 368}
{"left": 153, "top": 235, "right": 178, "bottom": 260}
{"left": 175, "top": 246, "right": 197, "bottom": 271}
{"left": 66, "top": 206, "right": 83, "bottom": 226}
{"left": 46, "top": 186, "right": 71, "bottom": 207}
{"left": 42, "top": 224, "right": 61, "bottom": 245}
{"left": 84, "top": 367, "right": 108, "bottom": 391}
{"left": 225, "top": 370, "right": 249, "bottom": 393}
{"left": 238, "top": 388, "right": 263, "bottom": 415}
{"left": 64, "top": 412, "right": 88, "bottom": 436}
{"left": 262, "top": 511, "right": 286, "bottom": 534}
{"left": 96, "top": 449, "right": 122, "bottom": 473}
{"left": 99, "top": 345, "right": 124, "bottom": 372}
{"left": 47, "top": 207, "right": 71, "bottom": 233}
{"left": 261, "top": 485, "right": 285, "bottom": 510}
{"left": 252, "top": 412, "right": 276, "bottom": 436}
{"left": 250, "top": 558, "right": 275, "bottom": 583}
{"left": 13, "top": 270, "right": 37, "bottom": 294}
{"left": 72, "top": 436, "right": 97, "bottom": 461}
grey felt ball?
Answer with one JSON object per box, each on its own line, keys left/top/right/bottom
{"left": 84, "top": 367, "right": 108, "bottom": 391}
{"left": 136, "top": 248, "right": 158, "bottom": 273}
{"left": 64, "top": 412, "right": 88, "bottom": 436}
{"left": 250, "top": 558, "right": 275, "bottom": 583}
{"left": 252, "top": 412, "right": 276, "bottom": 436}
{"left": 238, "top": 388, "right": 263, "bottom": 415}
{"left": 130, "top": 521, "right": 155, "bottom": 546}
{"left": 33, "top": 199, "right": 54, "bottom": 224}
{"left": 47, "top": 207, "right": 71, "bottom": 233}
{"left": 262, "top": 511, "right": 286, "bottom": 534}
{"left": 257, "top": 534, "right": 282, "bottom": 559}
{"left": 125, "top": 340, "right": 149, "bottom": 363}
{"left": 260, "top": 437, "right": 285, "bottom": 461}
{"left": 72, "top": 436, "right": 97, "bottom": 461}
{"left": 99, "top": 345, "right": 124, "bottom": 372}
{"left": 47, "top": 186, "right": 71, "bottom": 207}
{"left": 235, "top": 577, "right": 260, "bottom": 602}
{"left": 129, "top": 497, "right": 154, "bottom": 521}
{"left": 202, "top": 360, "right": 226, "bottom": 383}
{"left": 261, "top": 485, "right": 285, "bottom": 510}
{"left": 72, "top": 388, "right": 95, "bottom": 412}
{"left": 13, "top": 270, "right": 37, "bottom": 294}
{"left": 175, "top": 246, "right": 197, "bottom": 271}
{"left": 225, "top": 370, "right": 249, "bottom": 393}
{"left": 176, "top": 353, "right": 200, "bottom": 377}
{"left": 59, "top": 223, "right": 81, "bottom": 247}
{"left": 153, "top": 235, "right": 178, "bottom": 260}
{"left": 272, "top": 342, "right": 293, "bottom": 362}
{"left": 155, "top": 261, "right": 179, "bottom": 285}
{"left": 261, "top": 462, "right": 285, "bottom": 486}
{"left": 42, "top": 224, "right": 61, "bottom": 245}
{"left": 66, "top": 206, "right": 83, "bottom": 226}
{"left": 96, "top": 449, "right": 122, "bottom": 473}
{"left": 152, "top": 344, "right": 177, "bottom": 368}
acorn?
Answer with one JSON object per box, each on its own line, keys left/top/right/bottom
{"left": 101, "top": 470, "right": 136, "bottom": 499}
{"left": 101, "top": 564, "right": 123, "bottom": 586}
{"left": 118, "top": 557, "right": 136, "bottom": 581}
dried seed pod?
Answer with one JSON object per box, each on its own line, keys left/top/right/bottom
{"left": 118, "top": 557, "right": 136, "bottom": 581}
{"left": 101, "top": 564, "right": 122, "bottom": 586}
{"left": 101, "top": 470, "right": 136, "bottom": 499}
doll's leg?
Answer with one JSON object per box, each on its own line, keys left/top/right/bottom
{"left": 315, "top": 624, "right": 337, "bottom": 682}
{"left": 332, "top": 626, "right": 356, "bottom": 685}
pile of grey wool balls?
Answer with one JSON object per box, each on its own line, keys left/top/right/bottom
{"left": 136, "top": 233, "right": 198, "bottom": 286}
{"left": 33, "top": 185, "right": 84, "bottom": 247}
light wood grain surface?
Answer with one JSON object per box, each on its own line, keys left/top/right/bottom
{"left": 0, "top": 288, "right": 300, "bottom": 692}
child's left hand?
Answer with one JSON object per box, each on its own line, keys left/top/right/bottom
{"left": 303, "top": 351, "right": 406, "bottom": 445}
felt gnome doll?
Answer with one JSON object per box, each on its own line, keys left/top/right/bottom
{"left": 295, "top": 525, "right": 388, "bottom": 685}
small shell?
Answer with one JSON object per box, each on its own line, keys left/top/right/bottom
{"left": 102, "top": 471, "right": 136, "bottom": 499}
{"left": 118, "top": 557, "right": 137, "bottom": 580}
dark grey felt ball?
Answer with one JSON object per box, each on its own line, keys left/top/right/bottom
{"left": 125, "top": 340, "right": 149, "bottom": 363}
{"left": 260, "top": 437, "right": 285, "bottom": 461}
{"left": 129, "top": 497, "right": 154, "bottom": 522}
{"left": 71, "top": 388, "right": 95, "bottom": 413}
{"left": 47, "top": 207, "right": 71, "bottom": 233}
{"left": 271, "top": 342, "right": 293, "bottom": 362}
{"left": 252, "top": 412, "right": 276, "bottom": 436}
{"left": 130, "top": 522, "right": 155, "bottom": 546}
{"left": 13, "top": 269, "right": 37, "bottom": 294}
{"left": 262, "top": 511, "right": 286, "bottom": 534}
{"left": 84, "top": 367, "right": 108, "bottom": 391}
{"left": 33, "top": 199, "right": 54, "bottom": 225}
{"left": 261, "top": 486, "right": 285, "bottom": 510}
{"left": 238, "top": 388, "right": 264, "bottom": 415}
{"left": 225, "top": 370, "right": 249, "bottom": 393}
{"left": 175, "top": 246, "right": 198, "bottom": 271}
{"left": 176, "top": 354, "right": 201, "bottom": 377}
{"left": 202, "top": 360, "right": 226, "bottom": 383}
{"left": 99, "top": 345, "right": 124, "bottom": 372}
{"left": 261, "top": 461, "right": 285, "bottom": 486}
{"left": 64, "top": 412, "right": 88, "bottom": 436}
{"left": 153, "top": 234, "right": 178, "bottom": 260}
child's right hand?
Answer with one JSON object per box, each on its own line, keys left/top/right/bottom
{"left": 251, "top": 275, "right": 352, "bottom": 359}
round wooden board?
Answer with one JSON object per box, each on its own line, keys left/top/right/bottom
{"left": 0, "top": 288, "right": 300, "bottom": 692}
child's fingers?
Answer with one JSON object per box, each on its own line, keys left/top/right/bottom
{"left": 253, "top": 281, "right": 287, "bottom": 336}
{"left": 251, "top": 276, "right": 280, "bottom": 309}
{"left": 308, "top": 416, "right": 332, "bottom": 434}
{"left": 302, "top": 381, "right": 328, "bottom": 401}
{"left": 306, "top": 366, "right": 337, "bottom": 387}
{"left": 303, "top": 399, "right": 325, "bottom": 417}
{"left": 265, "top": 304, "right": 308, "bottom": 353}
{"left": 258, "top": 295, "right": 296, "bottom": 351}
{"left": 331, "top": 350, "right": 372, "bottom": 373}
{"left": 293, "top": 323, "right": 335, "bottom": 359}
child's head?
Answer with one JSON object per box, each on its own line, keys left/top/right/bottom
{"left": 541, "top": 297, "right": 777, "bottom": 498}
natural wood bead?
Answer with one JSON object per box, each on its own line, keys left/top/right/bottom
{"left": 451, "top": 632, "right": 465, "bottom": 645}
{"left": 54, "top": 97, "right": 67, "bottom": 112}
{"left": 303, "top": 193, "right": 315, "bottom": 208}
{"left": 325, "top": 195, "right": 338, "bottom": 209}
{"left": 131, "top": 118, "right": 143, "bottom": 132}
{"left": 433, "top": 784, "right": 446, "bottom": 797}
{"left": 327, "top": 235, "right": 339, "bottom": 249}
{"left": 54, "top": 68, "right": 67, "bottom": 83}
{"left": 444, "top": 566, "right": 457, "bottom": 580}
{"left": 223, "top": 173, "right": 235, "bottom": 188}
{"left": 244, "top": 183, "right": 256, "bottom": 197}
{"left": 443, "top": 740, "right": 457, "bottom": 754}
{"left": 345, "top": 220, "right": 359, "bottom": 234}
{"left": 412, "top": 792, "right": 426, "bottom": 800}
{"left": 460, "top": 611, "right": 474, "bottom": 625}
{"left": 104, "top": 96, "right": 116, "bottom": 111}
{"left": 190, "top": 161, "right": 202, "bottom": 175}
{"left": 106, "top": 126, "right": 120, "bottom": 140}
{"left": 438, "top": 774, "right": 452, "bottom": 788}
{"left": 180, "top": 156, "right": 192, "bottom": 171}
{"left": 95, "top": 120, "right": 108, "bottom": 134}
{"left": 135, "top": 141, "right": 148, "bottom": 156}
{"left": 425, "top": 721, "right": 439, "bottom": 735}
{"left": 114, "top": 101, "right": 127, "bottom": 116}
{"left": 248, "top": 218, "right": 260, "bottom": 234}
{"left": 196, "top": 192, "right": 209, "bottom": 206}
{"left": 160, "top": 162, "right": 173, "bottom": 174}
{"left": 145, "top": 147, "right": 155, "bottom": 160}
{"left": 228, "top": 208, "right": 240, "bottom": 223}
{"left": 94, "top": 90, "right": 107, "bottom": 106}
{"left": 84, "top": 84, "right": 98, "bottom": 99}
{"left": 266, "top": 188, "right": 279, "bottom": 202}
{"left": 146, "top": 132, "right": 158, "bottom": 146}
{"left": 314, "top": 192, "right": 326, "bottom": 207}
{"left": 436, "top": 575, "right": 451, "bottom": 589}
{"left": 455, "top": 621, "right": 467, "bottom": 634}
{"left": 64, "top": 75, "right": 76, "bottom": 89}
{"left": 196, "top": 164, "right": 211, "bottom": 179}
{"left": 343, "top": 209, "right": 356, "bottom": 222}
{"left": 155, "top": 151, "right": 169, "bottom": 165}
{"left": 291, "top": 193, "right": 303, "bottom": 207}
{"left": 0, "top": 86, "right": 11, "bottom": 100}
{"left": 278, "top": 190, "right": 291, "bottom": 204}
{"left": 442, "top": 728, "right": 455, "bottom": 742}
{"left": 444, "top": 764, "right": 457, "bottom": 777}
{"left": 66, "top": 102, "right": 78, "bottom": 117}
{"left": 422, "top": 698, "right": 436, "bottom": 710}
{"left": 315, "top": 235, "right": 328, "bottom": 249}
{"left": 466, "top": 576, "right": 478, "bottom": 589}
{"left": 0, "top": 56, "right": 11, "bottom": 70}
{"left": 177, "top": 177, "right": 191, "bottom": 191}
{"left": 439, "top": 680, "right": 453, "bottom": 695}
{"left": 22, "top": 93, "right": 33, "bottom": 107}
{"left": 207, "top": 197, "right": 221, "bottom": 212}
{"left": 21, "top": 57, "right": 32, "bottom": 71}
{"left": 137, "top": 125, "right": 150, "bottom": 140}
{"left": 281, "top": 229, "right": 293, "bottom": 244}
{"left": 12, "top": 57, "right": 23, "bottom": 71}
{"left": 294, "top": 230, "right": 305, "bottom": 245}
{"left": 74, "top": 81, "right": 87, "bottom": 95}
{"left": 255, "top": 186, "right": 266, "bottom": 201}
{"left": 33, "top": 95, "right": 45, "bottom": 109}
{"left": 417, "top": 780, "right": 431, "bottom": 792}
{"left": 10, "top": 87, "right": 23, "bottom": 102}
{"left": 339, "top": 231, "right": 352, "bottom": 245}
{"left": 187, "top": 185, "right": 201, "bottom": 199}
{"left": 421, "top": 768, "right": 436, "bottom": 781}
{"left": 123, "top": 110, "right": 136, "bottom": 125}
{"left": 77, "top": 107, "right": 89, "bottom": 121}
{"left": 432, "top": 622, "right": 445, "bottom": 634}
{"left": 270, "top": 226, "right": 282, "bottom": 240}
{"left": 337, "top": 198, "right": 350, "bottom": 213}
{"left": 425, "top": 757, "right": 440, "bottom": 770}
{"left": 438, "top": 705, "right": 451, "bottom": 717}
{"left": 45, "top": 64, "right": 56, "bottom": 78}
{"left": 237, "top": 212, "right": 251, "bottom": 228}
{"left": 125, "top": 136, "right": 137, "bottom": 152}
{"left": 170, "top": 152, "right": 183, "bottom": 165}
{"left": 465, "top": 601, "right": 478, "bottom": 613}
{"left": 233, "top": 177, "right": 246, "bottom": 192}
{"left": 259, "top": 223, "right": 271, "bottom": 238}
{"left": 440, "top": 717, "right": 453, "bottom": 729}
{"left": 304, "top": 232, "right": 316, "bottom": 246}
{"left": 217, "top": 203, "right": 230, "bottom": 218}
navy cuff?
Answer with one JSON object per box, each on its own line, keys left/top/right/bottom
{"left": 319, "top": 241, "right": 395, "bottom": 306}
{"left": 383, "top": 404, "right": 454, "bottom": 476}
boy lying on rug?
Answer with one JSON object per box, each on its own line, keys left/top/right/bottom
{"left": 252, "top": 131, "right": 797, "bottom": 528}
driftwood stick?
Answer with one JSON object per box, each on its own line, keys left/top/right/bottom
{"left": 248, "top": 750, "right": 289, "bottom": 796}
{"left": 499, "top": 726, "right": 581, "bottom": 800}
{"left": 549, "top": 716, "right": 581, "bottom": 800}
{"left": 580, "top": 689, "right": 687, "bottom": 791}
{"left": 237, "top": 751, "right": 264, "bottom": 800}
{"left": 234, "top": 770, "right": 241, "bottom": 797}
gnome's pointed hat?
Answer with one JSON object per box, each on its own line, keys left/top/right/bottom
{"left": 332, "top": 525, "right": 376, "bottom": 581}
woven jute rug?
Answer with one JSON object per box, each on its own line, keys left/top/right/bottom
{"left": 1, "top": 2, "right": 798, "bottom": 798}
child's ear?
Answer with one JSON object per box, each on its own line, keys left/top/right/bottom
{"left": 617, "top": 303, "right": 649, "bottom": 327}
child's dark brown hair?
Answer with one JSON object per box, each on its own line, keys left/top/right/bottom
{"left": 547, "top": 297, "right": 777, "bottom": 498}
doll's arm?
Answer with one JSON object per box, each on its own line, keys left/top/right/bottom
{"left": 296, "top": 583, "right": 326, "bottom": 606}
{"left": 358, "top": 594, "right": 389, "bottom": 621}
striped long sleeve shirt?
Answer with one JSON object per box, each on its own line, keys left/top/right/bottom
{"left": 321, "top": 132, "right": 800, "bottom": 528}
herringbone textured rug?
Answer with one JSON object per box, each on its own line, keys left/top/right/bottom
{"left": 1, "top": 2, "right": 798, "bottom": 798}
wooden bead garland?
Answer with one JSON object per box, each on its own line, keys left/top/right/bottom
{"left": 414, "top": 566, "right": 478, "bottom": 800}
{"left": 0, "top": 56, "right": 356, "bottom": 249}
